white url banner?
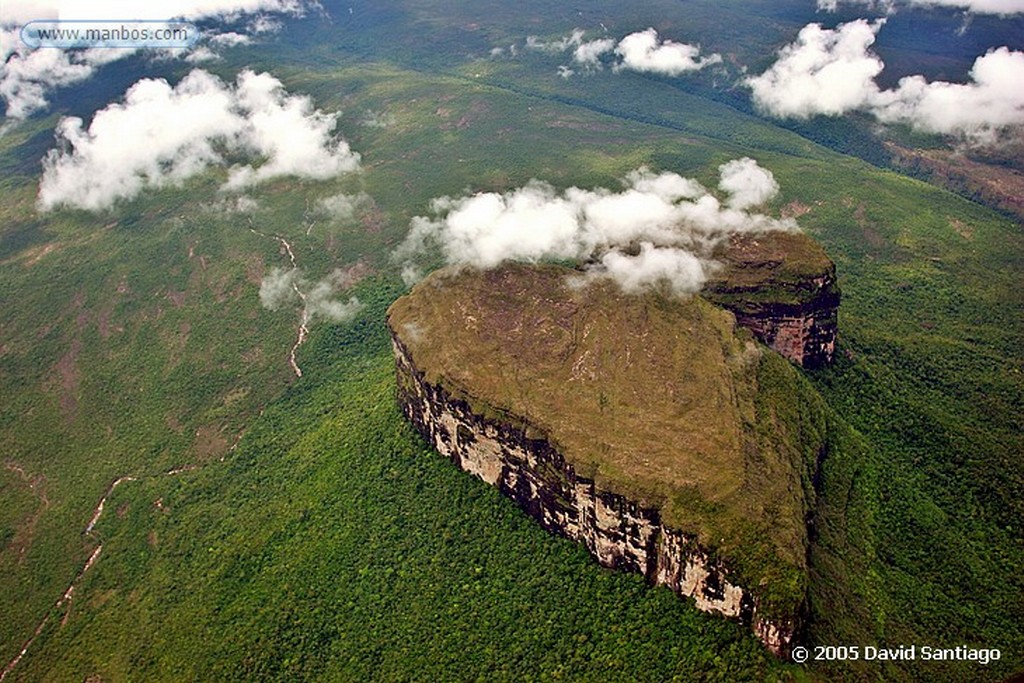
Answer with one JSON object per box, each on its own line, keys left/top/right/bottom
{"left": 21, "top": 20, "right": 199, "bottom": 49}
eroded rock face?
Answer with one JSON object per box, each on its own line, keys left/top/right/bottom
{"left": 715, "top": 272, "right": 839, "bottom": 370}
{"left": 703, "top": 232, "right": 840, "bottom": 369}
{"left": 392, "top": 334, "right": 798, "bottom": 656}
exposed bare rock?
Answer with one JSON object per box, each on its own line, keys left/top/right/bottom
{"left": 703, "top": 232, "right": 839, "bottom": 368}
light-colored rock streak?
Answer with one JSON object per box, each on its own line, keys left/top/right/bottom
{"left": 85, "top": 476, "right": 137, "bottom": 533}
{"left": 278, "top": 236, "right": 298, "bottom": 269}
{"left": 249, "top": 221, "right": 307, "bottom": 377}
{"left": 2, "top": 460, "right": 204, "bottom": 680}
{"left": 2, "top": 472, "right": 128, "bottom": 682}
{"left": 289, "top": 306, "right": 309, "bottom": 378}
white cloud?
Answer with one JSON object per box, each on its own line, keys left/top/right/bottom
{"left": 873, "top": 46, "right": 1024, "bottom": 138}
{"left": 746, "top": 20, "right": 886, "bottom": 118}
{"left": 184, "top": 46, "right": 220, "bottom": 62}
{"left": 1, "top": 0, "right": 307, "bottom": 119}
{"left": 316, "top": 191, "right": 371, "bottom": 221}
{"left": 305, "top": 274, "right": 362, "bottom": 322}
{"left": 573, "top": 37, "right": 615, "bottom": 68}
{"left": 624, "top": 166, "right": 705, "bottom": 199}
{"left": 247, "top": 14, "right": 283, "bottom": 33}
{"left": 599, "top": 243, "right": 707, "bottom": 296}
{"left": 38, "top": 68, "right": 360, "bottom": 211}
{"left": 0, "top": 29, "right": 100, "bottom": 118}
{"left": 532, "top": 28, "right": 720, "bottom": 77}
{"left": 613, "top": 28, "right": 722, "bottom": 75}
{"left": 817, "top": 0, "right": 1024, "bottom": 15}
{"left": 359, "top": 109, "right": 395, "bottom": 129}
{"left": 393, "top": 160, "right": 795, "bottom": 296}
{"left": 526, "top": 29, "right": 586, "bottom": 53}
{"left": 219, "top": 70, "right": 361, "bottom": 190}
{"left": 202, "top": 193, "right": 258, "bottom": 213}
{"left": 209, "top": 31, "right": 251, "bottom": 46}
{"left": 918, "top": 0, "right": 1024, "bottom": 11}
{"left": 8, "top": 0, "right": 306, "bottom": 22}
{"left": 0, "top": 0, "right": 59, "bottom": 25}
{"left": 259, "top": 266, "right": 300, "bottom": 309}
{"left": 746, "top": 20, "right": 1024, "bottom": 141}
{"left": 718, "top": 157, "right": 781, "bottom": 210}
{"left": 0, "top": 15, "right": 134, "bottom": 119}
{"left": 259, "top": 266, "right": 362, "bottom": 323}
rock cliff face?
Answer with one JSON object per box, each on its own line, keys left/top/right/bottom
{"left": 392, "top": 333, "right": 798, "bottom": 655}
{"left": 703, "top": 232, "right": 840, "bottom": 369}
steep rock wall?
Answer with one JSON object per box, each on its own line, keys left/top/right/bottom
{"left": 706, "top": 270, "right": 839, "bottom": 370}
{"left": 392, "top": 333, "right": 800, "bottom": 656}
{"left": 703, "top": 234, "right": 840, "bottom": 369}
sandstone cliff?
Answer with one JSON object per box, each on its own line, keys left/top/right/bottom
{"left": 388, "top": 264, "right": 835, "bottom": 656}
{"left": 703, "top": 232, "right": 839, "bottom": 369}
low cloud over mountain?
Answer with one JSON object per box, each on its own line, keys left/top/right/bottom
{"left": 394, "top": 159, "right": 795, "bottom": 296}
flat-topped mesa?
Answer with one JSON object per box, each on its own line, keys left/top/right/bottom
{"left": 388, "top": 264, "right": 834, "bottom": 657}
{"left": 702, "top": 232, "right": 840, "bottom": 369}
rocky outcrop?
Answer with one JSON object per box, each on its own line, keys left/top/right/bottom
{"left": 392, "top": 332, "right": 801, "bottom": 656}
{"left": 706, "top": 274, "right": 838, "bottom": 370}
{"left": 703, "top": 232, "right": 840, "bottom": 369}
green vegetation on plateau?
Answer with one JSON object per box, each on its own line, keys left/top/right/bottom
{"left": 704, "top": 232, "right": 838, "bottom": 310}
{"left": 0, "top": 1, "right": 1020, "bottom": 681}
